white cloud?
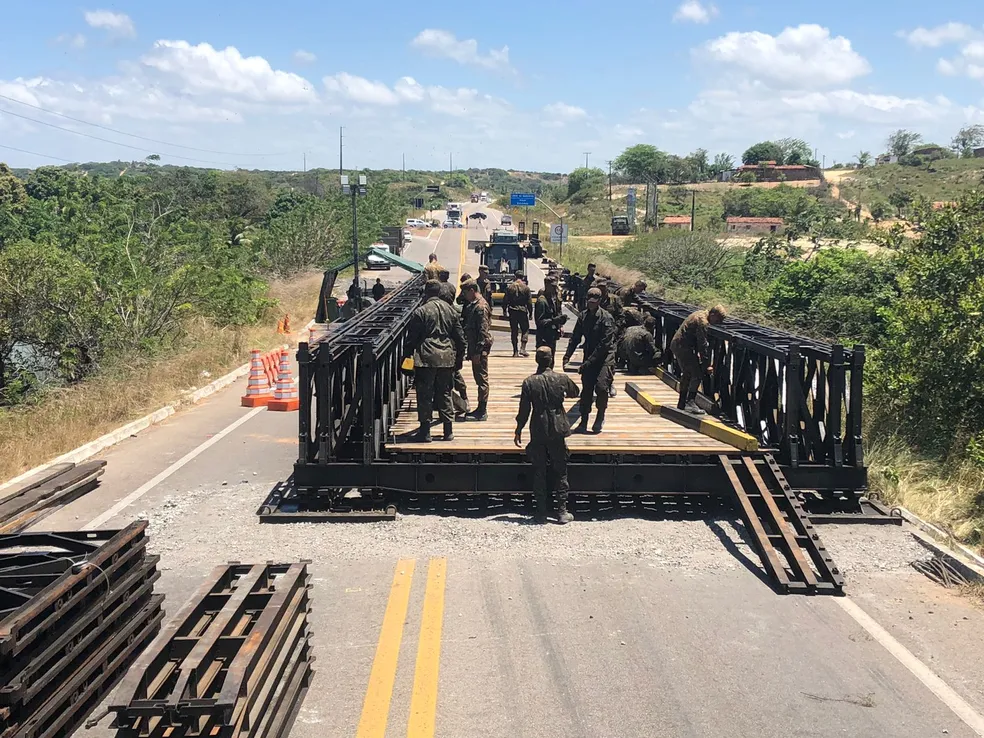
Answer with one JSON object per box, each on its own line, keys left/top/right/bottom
{"left": 837, "top": 130, "right": 856, "bottom": 139}
{"left": 142, "top": 41, "right": 317, "bottom": 103}
{"left": 55, "top": 33, "right": 87, "bottom": 50}
{"left": 84, "top": 10, "right": 135, "bottom": 38}
{"left": 673, "top": 0, "right": 718, "bottom": 24}
{"left": 897, "top": 22, "right": 978, "bottom": 48}
{"left": 411, "top": 29, "right": 513, "bottom": 72}
{"left": 703, "top": 24, "right": 870, "bottom": 89}
{"left": 323, "top": 73, "right": 400, "bottom": 105}
{"left": 936, "top": 40, "right": 984, "bottom": 82}
{"left": 542, "top": 102, "right": 587, "bottom": 120}
{"left": 614, "top": 124, "right": 645, "bottom": 139}
{"left": 293, "top": 49, "right": 317, "bottom": 64}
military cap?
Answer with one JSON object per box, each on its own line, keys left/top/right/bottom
{"left": 709, "top": 304, "right": 728, "bottom": 320}
{"left": 544, "top": 275, "right": 558, "bottom": 284}
{"left": 479, "top": 264, "right": 489, "bottom": 272}
{"left": 535, "top": 346, "right": 553, "bottom": 363}
{"left": 461, "top": 279, "right": 479, "bottom": 292}
{"left": 460, "top": 272, "right": 472, "bottom": 282}
{"left": 514, "top": 270, "right": 526, "bottom": 278}
{"left": 586, "top": 287, "right": 602, "bottom": 300}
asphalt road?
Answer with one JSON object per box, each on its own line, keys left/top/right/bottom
{"left": 26, "top": 210, "right": 984, "bottom": 738}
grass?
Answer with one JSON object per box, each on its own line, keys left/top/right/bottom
{"left": 866, "top": 436, "right": 984, "bottom": 554}
{"left": 837, "top": 158, "right": 984, "bottom": 207}
{"left": 0, "top": 273, "right": 324, "bottom": 483}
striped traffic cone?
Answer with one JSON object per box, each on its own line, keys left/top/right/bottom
{"left": 268, "top": 348, "right": 299, "bottom": 412}
{"left": 241, "top": 349, "right": 273, "bottom": 407}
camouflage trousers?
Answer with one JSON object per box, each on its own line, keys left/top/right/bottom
{"left": 526, "top": 438, "right": 570, "bottom": 500}
{"left": 508, "top": 311, "right": 530, "bottom": 349}
{"left": 578, "top": 363, "right": 612, "bottom": 418}
{"left": 415, "top": 366, "right": 454, "bottom": 424}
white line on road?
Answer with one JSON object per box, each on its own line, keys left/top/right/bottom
{"left": 835, "top": 597, "right": 984, "bottom": 735}
{"left": 82, "top": 406, "right": 266, "bottom": 530}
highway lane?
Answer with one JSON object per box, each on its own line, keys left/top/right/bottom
{"left": 20, "top": 209, "right": 984, "bottom": 738}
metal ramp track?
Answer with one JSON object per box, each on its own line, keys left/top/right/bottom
{"left": 719, "top": 454, "right": 843, "bottom": 595}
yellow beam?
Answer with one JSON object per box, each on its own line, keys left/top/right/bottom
{"left": 624, "top": 382, "right": 759, "bottom": 452}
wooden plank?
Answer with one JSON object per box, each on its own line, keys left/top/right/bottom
{"left": 0, "top": 463, "right": 75, "bottom": 505}
{"left": 0, "top": 461, "right": 106, "bottom": 522}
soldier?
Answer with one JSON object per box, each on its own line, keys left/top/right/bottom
{"left": 578, "top": 263, "right": 597, "bottom": 309}
{"left": 403, "top": 279, "right": 466, "bottom": 442}
{"left": 460, "top": 280, "right": 493, "bottom": 420}
{"left": 437, "top": 271, "right": 469, "bottom": 418}
{"left": 562, "top": 287, "right": 615, "bottom": 433}
{"left": 476, "top": 265, "right": 494, "bottom": 304}
{"left": 622, "top": 306, "right": 645, "bottom": 329}
{"left": 456, "top": 273, "right": 472, "bottom": 306}
{"left": 618, "top": 315, "right": 659, "bottom": 374}
{"left": 617, "top": 280, "right": 648, "bottom": 309}
{"left": 437, "top": 268, "right": 456, "bottom": 304}
{"left": 534, "top": 275, "right": 567, "bottom": 367}
{"left": 514, "top": 346, "right": 581, "bottom": 524}
{"left": 670, "top": 305, "right": 726, "bottom": 415}
{"left": 596, "top": 280, "right": 623, "bottom": 398}
{"left": 423, "top": 253, "right": 444, "bottom": 281}
{"left": 504, "top": 270, "right": 532, "bottom": 357}
{"left": 372, "top": 278, "right": 385, "bottom": 301}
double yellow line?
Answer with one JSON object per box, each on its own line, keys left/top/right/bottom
{"left": 356, "top": 558, "right": 448, "bottom": 738}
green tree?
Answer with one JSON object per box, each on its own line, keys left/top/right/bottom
{"left": 855, "top": 151, "right": 872, "bottom": 168}
{"left": 869, "top": 200, "right": 889, "bottom": 222}
{"left": 686, "top": 148, "right": 709, "bottom": 181}
{"left": 950, "top": 124, "right": 984, "bottom": 157}
{"left": 709, "top": 152, "right": 735, "bottom": 178}
{"left": 566, "top": 167, "right": 605, "bottom": 201}
{"left": 742, "top": 141, "right": 784, "bottom": 165}
{"left": 0, "top": 163, "right": 28, "bottom": 212}
{"left": 613, "top": 145, "right": 667, "bottom": 182}
{"left": 875, "top": 193, "right": 984, "bottom": 456}
{"left": 886, "top": 129, "right": 922, "bottom": 158}
{"left": 888, "top": 189, "right": 914, "bottom": 218}
{"left": 257, "top": 197, "right": 341, "bottom": 278}
{"left": 775, "top": 138, "right": 812, "bottom": 165}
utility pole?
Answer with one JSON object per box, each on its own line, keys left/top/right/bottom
{"left": 583, "top": 152, "right": 591, "bottom": 168}
{"left": 303, "top": 152, "right": 306, "bottom": 173}
{"left": 339, "top": 127, "right": 344, "bottom": 178}
{"left": 644, "top": 181, "right": 649, "bottom": 231}
{"left": 449, "top": 152, "right": 453, "bottom": 179}
{"left": 607, "top": 161, "right": 613, "bottom": 202}
{"left": 402, "top": 153, "right": 406, "bottom": 181}
{"left": 654, "top": 184, "right": 660, "bottom": 230}
{"left": 690, "top": 190, "right": 697, "bottom": 232}
{"left": 341, "top": 174, "right": 368, "bottom": 312}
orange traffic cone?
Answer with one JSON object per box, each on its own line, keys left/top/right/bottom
{"left": 268, "top": 348, "right": 299, "bottom": 412}
{"left": 241, "top": 349, "right": 273, "bottom": 407}
{"left": 283, "top": 313, "right": 291, "bottom": 333}
{"left": 263, "top": 350, "right": 278, "bottom": 387}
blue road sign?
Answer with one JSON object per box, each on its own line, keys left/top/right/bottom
{"left": 510, "top": 193, "right": 536, "bottom": 207}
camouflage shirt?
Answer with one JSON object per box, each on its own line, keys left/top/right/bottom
{"left": 670, "top": 310, "right": 710, "bottom": 361}
{"left": 437, "top": 281, "right": 457, "bottom": 305}
{"left": 622, "top": 306, "right": 645, "bottom": 328}
{"left": 599, "top": 292, "right": 623, "bottom": 326}
{"left": 405, "top": 296, "right": 466, "bottom": 368}
{"left": 618, "top": 325, "right": 658, "bottom": 364}
{"left": 476, "top": 275, "right": 493, "bottom": 304}
{"left": 422, "top": 262, "right": 445, "bottom": 281}
{"left": 516, "top": 369, "right": 581, "bottom": 443}
{"left": 462, "top": 296, "right": 494, "bottom": 356}
{"left": 533, "top": 293, "right": 565, "bottom": 341}
{"left": 504, "top": 280, "right": 532, "bottom": 314}
{"left": 563, "top": 307, "right": 615, "bottom": 369}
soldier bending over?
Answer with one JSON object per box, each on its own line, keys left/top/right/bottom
{"left": 670, "top": 305, "right": 726, "bottom": 415}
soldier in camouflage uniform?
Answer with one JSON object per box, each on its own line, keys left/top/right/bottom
{"left": 618, "top": 315, "right": 659, "bottom": 374}
{"left": 533, "top": 275, "right": 567, "bottom": 368}
{"left": 460, "top": 280, "right": 493, "bottom": 420}
{"left": 515, "top": 346, "right": 581, "bottom": 524}
{"left": 617, "top": 280, "right": 648, "bottom": 310}
{"left": 476, "top": 265, "right": 494, "bottom": 305}
{"left": 423, "top": 253, "right": 445, "bottom": 281}
{"left": 403, "top": 280, "right": 466, "bottom": 441}
{"left": 670, "top": 305, "right": 726, "bottom": 415}
{"left": 436, "top": 271, "right": 469, "bottom": 417}
{"left": 596, "top": 280, "right": 623, "bottom": 398}
{"left": 563, "top": 287, "right": 615, "bottom": 434}
{"left": 504, "top": 270, "right": 532, "bottom": 357}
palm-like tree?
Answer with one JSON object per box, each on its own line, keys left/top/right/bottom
{"left": 855, "top": 151, "right": 872, "bottom": 169}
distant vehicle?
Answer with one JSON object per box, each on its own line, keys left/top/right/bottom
{"left": 480, "top": 191, "right": 488, "bottom": 201}
{"left": 611, "top": 215, "right": 631, "bottom": 235}
{"left": 406, "top": 218, "right": 427, "bottom": 228}
{"left": 500, "top": 214, "right": 513, "bottom": 226}
{"left": 447, "top": 203, "right": 463, "bottom": 221}
{"left": 443, "top": 220, "right": 464, "bottom": 228}
{"left": 470, "top": 193, "right": 479, "bottom": 203}
{"left": 468, "top": 212, "right": 487, "bottom": 221}
{"left": 403, "top": 230, "right": 413, "bottom": 243}
{"left": 366, "top": 242, "right": 392, "bottom": 270}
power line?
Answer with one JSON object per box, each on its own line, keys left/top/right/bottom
{"left": 0, "top": 106, "right": 238, "bottom": 167}
{"left": 0, "top": 92, "right": 285, "bottom": 157}
{"left": 0, "top": 143, "right": 74, "bottom": 163}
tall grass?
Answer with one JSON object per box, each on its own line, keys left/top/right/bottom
{"left": 0, "top": 273, "right": 323, "bottom": 482}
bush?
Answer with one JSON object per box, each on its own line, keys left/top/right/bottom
{"left": 611, "top": 231, "right": 740, "bottom": 291}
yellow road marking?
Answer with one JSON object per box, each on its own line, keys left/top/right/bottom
{"left": 458, "top": 226, "right": 467, "bottom": 277}
{"left": 356, "top": 559, "right": 416, "bottom": 738}
{"left": 407, "top": 558, "right": 448, "bottom": 738}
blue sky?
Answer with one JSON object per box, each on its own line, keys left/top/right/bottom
{"left": 1, "top": 0, "right": 982, "bottom": 172}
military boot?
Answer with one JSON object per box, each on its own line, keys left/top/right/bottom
{"left": 684, "top": 392, "right": 706, "bottom": 415}
{"left": 591, "top": 408, "right": 606, "bottom": 434}
{"left": 519, "top": 339, "right": 529, "bottom": 358}
{"left": 534, "top": 494, "right": 548, "bottom": 524}
{"left": 465, "top": 402, "right": 487, "bottom": 421}
{"left": 608, "top": 384, "right": 617, "bottom": 398}
{"left": 512, "top": 344, "right": 519, "bottom": 358}
{"left": 557, "top": 495, "right": 574, "bottom": 525}
{"left": 574, "top": 412, "right": 590, "bottom": 434}
{"left": 414, "top": 423, "right": 432, "bottom": 443}
{"left": 442, "top": 422, "right": 455, "bottom": 441}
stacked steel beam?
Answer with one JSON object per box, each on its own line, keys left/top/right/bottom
{"left": 0, "top": 461, "right": 107, "bottom": 534}
{"left": 0, "top": 521, "right": 164, "bottom": 738}
{"left": 110, "top": 562, "right": 314, "bottom": 738}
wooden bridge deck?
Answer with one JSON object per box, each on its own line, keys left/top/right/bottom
{"left": 386, "top": 351, "right": 733, "bottom": 454}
